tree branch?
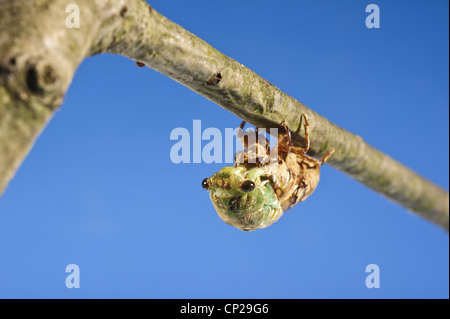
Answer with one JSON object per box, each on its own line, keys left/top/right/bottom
{"left": 0, "top": 0, "right": 448, "bottom": 230}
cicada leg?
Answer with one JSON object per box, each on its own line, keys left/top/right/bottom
{"left": 280, "top": 121, "right": 292, "bottom": 148}
{"left": 286, "top": 114, "right": 334, "bottom": 166}
{"left": 300, "top": 113, "right": 310, "bottom": 153}
{"left": 254, "top": 127, "right": 272, "bottom": 166}
{"left": 234, "top": 150, "right": 248, "bottom": 167}
{"left": 237, "top": 121, "right": 248, "bottom": 150}
{"left": 255, "top": 127, "right": 270, "bottom": 155}
{"left": 276, "top": 116, "right": 309, "bottom": 158}
{"left": 275, "top": 121, "right": 292, "bottom": 157}
{"left": 319, "top": 148, "right": 335, "bottom": 166}
{"left": 285, "top": 114, "right": 310, "bottom": 155}
{"left": 236, "top": 121, "right": 272, "bottom": 166}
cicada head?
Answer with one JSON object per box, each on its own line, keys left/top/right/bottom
{"left": 202, "top": 164, "right": 279, "bottom": 231}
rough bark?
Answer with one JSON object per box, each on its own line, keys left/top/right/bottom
{"left": 0, "top": 0, "right": 448, "bottom": 230}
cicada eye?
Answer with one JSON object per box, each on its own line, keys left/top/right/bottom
{"left": 202, "top": 178, "right": 210, "bottom": 190}
{"left": 241, "top": 180, "right": 255, "bottom": 192}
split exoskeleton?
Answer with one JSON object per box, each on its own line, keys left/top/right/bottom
{"left": 202, "top": 114, "right": 334, "bottom": 231}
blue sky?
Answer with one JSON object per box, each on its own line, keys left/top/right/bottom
{"left": 0, "top": 0, "right": 448, "bottom": 298}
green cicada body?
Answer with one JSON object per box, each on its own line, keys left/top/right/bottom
{"left": 204, "top": 164, "right": 283, "bottom": 231}
{"left": 202, "top": 115, "right": 334, "bottom": 231}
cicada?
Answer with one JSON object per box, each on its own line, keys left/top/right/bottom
{"left": 201, "top": 114, "right": 334, "bottom": 231}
